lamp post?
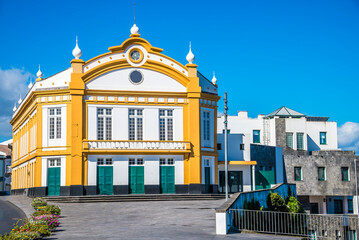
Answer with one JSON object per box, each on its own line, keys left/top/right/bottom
{"left": 224, "top": 92, "right": 229, "bottom": 201}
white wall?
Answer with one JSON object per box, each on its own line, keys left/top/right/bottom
{"left": 87, "top": 155, "right": 184, "bottom": 186}
{"left": 87, "top": 105, "right": 183, "bottom": 141}
{"left": 285, "top": 117, "right": 307, "bottom": 150}
{"left": 217, "top": 113, "right": 339, "bottom": 152}
{"left": 306, "top": 121, "right": 338, "bottom": 151}
{"left": 86, "top": 68, "right": 187, "bottom": 93}
{"left": 217, "top": 115, "right": 264, "bottom": 145}
{"left": 217, "top": 133, "right": 250, "bottom": 161}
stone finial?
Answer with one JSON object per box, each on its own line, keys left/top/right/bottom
{"left": 186, "top": 42, "right": 195, "bottom": 64}
{"left": 72, "top": 36, "right": 82, "bottom": 59}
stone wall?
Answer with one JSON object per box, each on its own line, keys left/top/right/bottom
{"left": 275, "top": 118, "right": 286, "bottom": 148}
{"left": 284, "top": 151, "right": 359, "bottom": 196}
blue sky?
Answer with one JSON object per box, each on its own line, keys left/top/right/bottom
{"left": 0, "top": 0, "right": 358, "bottom": 151}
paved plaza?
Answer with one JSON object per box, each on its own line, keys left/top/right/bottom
{"left": 1, "top": 196, "right": 298, "bottom": 239}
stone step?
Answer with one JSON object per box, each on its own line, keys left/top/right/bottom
{"left": 45, "top": 194, "right": 226, "bottom": 203}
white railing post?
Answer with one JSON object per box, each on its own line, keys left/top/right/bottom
{"left": 216, "top": 212, "right": 228, "bottom": 235}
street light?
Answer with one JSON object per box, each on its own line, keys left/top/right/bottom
{"left": 224, "top": 92, "right": 229, "bottom": 201}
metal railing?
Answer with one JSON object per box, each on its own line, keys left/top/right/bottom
{"left": 83, "top": 140, "right": 191, "bottom": 151}
{"left": 229, "top": 209, "right": 358, "bottom": 239}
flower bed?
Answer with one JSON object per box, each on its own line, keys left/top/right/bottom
{"left": 0, "top": 198, "right": 62, "bottom": 240}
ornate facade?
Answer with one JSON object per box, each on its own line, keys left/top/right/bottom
{"left": 10, "top": 24, "right": 219, "bottom": 196}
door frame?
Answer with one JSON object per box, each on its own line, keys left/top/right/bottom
{"left": 47, "top": 158, "right": 61, "bottom": 196}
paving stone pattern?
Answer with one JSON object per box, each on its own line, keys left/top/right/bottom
{"left": 2, "top": 196, "right": 298, "bottom": 240}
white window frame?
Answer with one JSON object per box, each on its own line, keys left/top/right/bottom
{"left": 97, "top": 158, "right": 113, "bottom": 166}
{"left": 159, "top": 109, "right": 174, "bottom": 141}
{"left": 129, "top": 109, "right": 143, "bottom": 140}
{"left": 97, "top": 108, "right": 112, "bottom": 140}
{"left": 48, "top": 158, "right": 61, "bottom": 168}
{"left": 48, "top": 108, "right": 61, "bottom": 140}
{"left": 129, "top": 158, "right": 144, "bottom": 165}
{"left": 159, "top": 158, "right": 174, "bottom": 165}
{"left": 203, "top": 111, "right": 210, "bottom": 141}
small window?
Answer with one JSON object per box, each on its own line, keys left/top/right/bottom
{"left": 222, "top": 129, "right": 230, "bottom": 134}
{"left": 318, "top": 167, "right": 325, "bottom": 181}
{"left": 167, "top": 159, "right": 174, "bottom": 165}
{"left": 348, "top": 199, "right": 354, "bottom": 214}
{"left": 160, "top": 158, "right": 166, "bottom": 165}
{"left": 137, "top": 159, "right": 144, "bottom": 165}
{"left": 49, "top": 159, "right": 61, "bottom": 167}
{"left": 105, "top": 158, "right": 112, "bottom": 165}
{"left": 129, "top": 158, "right": 135, "bottom": 165}
{"left": 342, "top": 167, "right": 349, "bottom": 181}
{"left": 253, "top": 130, "right": 260, "bottom": 143}
{"left": 217, "top": 143, "right": 222, "bottom": 150}
{"left": 49, "top": 159, "right": 55, "bottom": 167}
{"left": 240, "top": 144, "right": 245, "bottom": 150}
{"left": 97, "top": 158, "right": 104, "bottom": 165}
{"left": 204, "top": 159, "right": 210, "bottom": 167}
{"left": 286, "top": 132, "right": 293, "bottom": 148}
{"left": 320, "top": 132, "right": 327, "bottom": 145}
{"left": 294, "top": 167, "right": 302, "bottom": 181}
{"left": 297, "top": 133, "right": 304, "bottom": 150}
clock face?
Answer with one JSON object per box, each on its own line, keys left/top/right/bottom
{"left": 130, "top": 51, "right": 141, "bottom": 61}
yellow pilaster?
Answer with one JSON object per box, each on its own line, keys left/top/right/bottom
{"left": 34, "top": 104, "right": 42, "bottom": 188}
{"left": 69, "top": 59, "right": 85, "bottom": 186}
{"left": 185, "top": 63, "right": 202, "bottom": 185}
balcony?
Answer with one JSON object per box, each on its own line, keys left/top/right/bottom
{"left": 83, "top": 140, "right": 191, "bottom": 153}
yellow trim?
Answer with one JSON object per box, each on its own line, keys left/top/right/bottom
{"left": 85, "top": 90, "right": 188, "bottom": 98}
{"left": 218, "top": 161, "right": 257, "bottom": 165}
{"left": 128, "top": 47, "right": 144, "bottom": 63}
{"left": 82, "top": 59, "right": 190, "bottom": 88}
{"left": 108, "top": 37, "right": 163, "bottom": 54}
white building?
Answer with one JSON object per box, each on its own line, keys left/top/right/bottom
{"left": 0, "top": 140, "right": 12, "bottom": 195}
{"left": 217, "top": 106, "right": 357, "bottom": 215}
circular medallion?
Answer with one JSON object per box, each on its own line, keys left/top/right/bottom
{"left": 129, "top": 48, "right": 144, "bottom": 63}
{"left": 129, "top": 70, "right": 143, "bottom": 85}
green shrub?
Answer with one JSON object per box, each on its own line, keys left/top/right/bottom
{"left": 266, "top": 192, "right": 288, "bottom": 212}
{"left": 286, "top": 196, "right": 305, "bottom": 213}
{"left": 31, "top": 198, "right": 47, "bottom": 210}
{"left": 11, "top": 220, "right": 51, "bottom": 237}
{"left": 32, "top": 205, "right": 61, "bottom": 217}
{"left": 45, "top": 205, "right": 61, "bottom": 215}
{"left": 0, "top": 231, "right": 41, "bottom": 240}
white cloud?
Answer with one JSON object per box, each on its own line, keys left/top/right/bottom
{"left": 0, "top": 68, "right": 33, "bottom": 102}
{"left": 0, "top": 68, "right": 34, "bottom": 139}
{"left": 338, "top": 122, "right": 359, "bottom": 153}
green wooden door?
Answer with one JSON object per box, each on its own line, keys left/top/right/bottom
{"left": 160, "top": 166, "right": 175, "bottom": 194}
{"left": 97, "top": 166, "right": 113, "bottom": 195}
{"left": 204, "top": 167, "right": 211, "bottom": 193}
{"left": 48, "top": 167, "right": 60, "bottom": 196}
{"left": 129, "top": 166, "right": 144, "bottom": 194}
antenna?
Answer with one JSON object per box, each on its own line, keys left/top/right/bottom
{"left": 134, "top": 1, "right": 136, "bottom": 24}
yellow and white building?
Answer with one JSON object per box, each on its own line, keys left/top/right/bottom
{"left": 10, "top": 24, "right": 219, "bottom": 196}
